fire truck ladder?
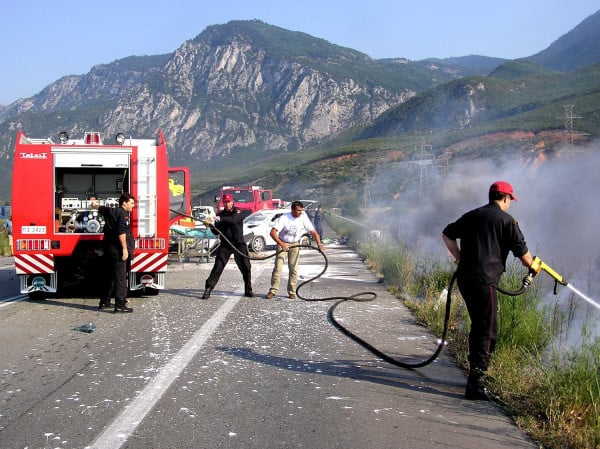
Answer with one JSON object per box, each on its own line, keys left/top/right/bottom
{"left": 136, "top": 155, "right": 157, "bottom": 236}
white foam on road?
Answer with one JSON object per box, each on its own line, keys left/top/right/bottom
{"left": 88, "top": 266, "right": 266, "bottom": 449}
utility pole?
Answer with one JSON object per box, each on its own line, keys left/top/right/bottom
{"left": 382, "top": 139, "right": 449, "bottom": 203}
{"left": 363, "top": 177, "right": 372, "bottom": 208}
{"left": 558, "top": 104, "right": 585, "bottom": 156}
{"left": 563, "top": 105, "right": 581, "bottom": 146}
{"left": 413, "top": 138, "right": 434, "bottom": 198}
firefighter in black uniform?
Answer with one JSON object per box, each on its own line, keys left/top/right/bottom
{"left": 92, "top": 193, "right": 136, "bottom": 312}
{"left": 442, "top": 181, "right": 534, "bottom": 400}
{"left": 201, "top": 193, "right": 253, "bottom": 299}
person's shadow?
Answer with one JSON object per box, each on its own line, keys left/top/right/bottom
{"left": 216, "top": 346, "right": 464, "bottom": 399}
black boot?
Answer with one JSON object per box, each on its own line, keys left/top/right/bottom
{"left": 98, "top": 298, "right": 114, "bottom": 309}
{"left": 201, "top": 287, "right": 213, "bottom": 300}
{"left": 114, "top": 300, "right": 133, "bottom": 313}
{"left": 465, "top": 368, "right": 491, "bottom": 401}
{"left": 243, "top": 271, "right": 253, "bottom": 298}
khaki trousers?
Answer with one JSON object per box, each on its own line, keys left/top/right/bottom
{"left": 269, "top": 243, "right": 300, "bottom": 295}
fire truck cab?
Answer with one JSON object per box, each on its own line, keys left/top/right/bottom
{"left": 11, "top": 130, "right": 190, "bottom": 298}
{"left": 216, "top": 185, "right": 274, "bottom": 218}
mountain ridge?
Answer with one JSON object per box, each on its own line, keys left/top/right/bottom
{"left": 0, "top": 13, "right": 599, "bottom": 202}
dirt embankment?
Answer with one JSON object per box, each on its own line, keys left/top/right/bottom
{"left": 443, "top": 129, "right": 591, "bottom": 159}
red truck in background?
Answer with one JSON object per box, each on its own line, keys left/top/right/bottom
{"left": 11, "top": 130, "right": 190, "bottom": 298}
{"left": 216, "top": 185, "right": 275, "bottom": 217}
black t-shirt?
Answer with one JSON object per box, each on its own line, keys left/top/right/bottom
{"left": 214, "top": 207, "right": 245, "bottom": 247}
{"left": 443, "top": 202, "right": 529, "bottom": 285}
{"left": 99, "top": 206, "right": 134, "bottom": 253}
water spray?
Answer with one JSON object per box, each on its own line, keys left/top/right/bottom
{"left": 564, "top": 284, "right": 600, "bottom": 311}
{"left": 524, "top": 256, "right": 600, "bottom": 311}
{"left": 326, "top": 211, "right": 370, "bottom": 229}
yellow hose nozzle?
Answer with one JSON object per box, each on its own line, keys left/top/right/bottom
{"left": 530, "top": 256, "right": 568, "bottom": 286}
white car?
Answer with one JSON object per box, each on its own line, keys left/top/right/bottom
{"left": 192, "top": 205, "right": 216, "bottom": 227}
{"left": 243, "top": 209, "right": 311, "bottom": 252}
{"left": 243, "top": 209, "right": 283, "bottom": 252}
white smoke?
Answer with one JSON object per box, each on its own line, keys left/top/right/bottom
{"left": 365, "top": 143, "right": 600, "bottom": 340}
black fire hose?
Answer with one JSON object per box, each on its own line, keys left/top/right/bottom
{"left": 327, "top": 272, "right": 456, "bottom": 369}
{"left": 496, "top": 280, "right": 530, "bottom": 297}
{"left": 170, "top": 210, "right": 529, "bottom": 370}
{"left": 204, "top": 218, "right": 453, "bottom": 369}
{"left": 330, "top": 270, "right": 530, "bottom": 370}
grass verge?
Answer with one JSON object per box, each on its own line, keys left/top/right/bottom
{"left": 357, "top": 236, "right": 600, "bottom": 449}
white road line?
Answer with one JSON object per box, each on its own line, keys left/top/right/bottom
{"left": 0, "top": 296, "right": 27, "bottom": 307}
{"left": 88, "top": 266, "right": 265, "bottom": 449}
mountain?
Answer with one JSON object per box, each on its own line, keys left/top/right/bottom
{"left": 1, "top": 20, "right": 490, "bottom": 203}
{"left": 525, "top": 9, "right": 600, "bottom": 72}
{"left": 0, "top": 21, "right": 454, "bottom": 165}
{"left": 413, "top": 55, "right": 508, "bottom": 76}
{"left": 356, "top": 61, "right": 599, "bottom": 142}
{"left": 0, "top": 14, "right": 599, "bottom": 203}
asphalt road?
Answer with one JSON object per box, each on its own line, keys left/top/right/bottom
{"left": 0, "top": 241, "right": 539, "bottom": 449}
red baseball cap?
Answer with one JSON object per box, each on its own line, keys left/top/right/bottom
{"left": 490, "top": 181, "right": 517, "bottom": 201}
{"left": 222, "top": 194, "right": 234, "bottom": 202}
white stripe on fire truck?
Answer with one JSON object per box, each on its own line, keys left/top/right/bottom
{"left": 15, "top": 254, "right": 54, "bottom": 274}
{"left": 15, "top": 259, "right": 52, "bottom": 274}
{"left": 131, "top": 253, "right": 168, "bottom": 272}
{"left": 131, "top": 259, "right": 167, "bottom": 273}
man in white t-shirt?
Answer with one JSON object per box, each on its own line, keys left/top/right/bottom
{"left": 266, "top": 201, "right": 324, "bottom": 299}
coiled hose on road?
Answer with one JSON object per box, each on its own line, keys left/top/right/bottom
{"left": 177, "top": 212, "right": 528, "bottom": 370}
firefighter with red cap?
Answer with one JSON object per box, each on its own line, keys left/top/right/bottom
{"left": 201, "top": 193, "right": 253, "bottom": 299}
{"left": 442, "top": 181, "right": 535, "bottom": 400}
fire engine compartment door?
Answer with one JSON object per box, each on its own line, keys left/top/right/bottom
{"left": 136, "top": 148, "right": 158, "bottom": 237}
{"left": 53, "top": 150, "right": 130, "bottom": 168}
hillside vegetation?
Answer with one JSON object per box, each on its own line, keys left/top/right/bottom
{"left": 1, "top": 15, "right": 599, "bottom": 204}
{"left": 190, "top": 63, "right": 600, "bottom": 207}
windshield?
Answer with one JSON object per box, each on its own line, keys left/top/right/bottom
{"left": 223, "top": 190, "right": 254, "bottom": 203}
{"left": 244, "top": 214, "right": 269, "bottom": 224}
{"left": 192, "top": 207, "right": 212, "bottom": 219}
{"left": 244, "top": 211, "right": 280, "bottom": 224}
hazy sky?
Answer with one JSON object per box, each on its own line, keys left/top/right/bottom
{"left": 1, "top": 0, "right": 598, "bottom": 105}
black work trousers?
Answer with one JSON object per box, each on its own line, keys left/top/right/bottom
{"left": 457, "top": 277, "right": 498, "bottom": 372}
{"left": 101, "top": 246, "right": 130, "bottom": 303}
{"left": 205, "top": 243, "right": 252, "bottom": 293}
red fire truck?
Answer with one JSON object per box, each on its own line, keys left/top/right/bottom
{"left": 11, "top": 130, "right": 190, "bottom": 298}
{"left": 216, "top": 185, "right": 274, "bottom": 217}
